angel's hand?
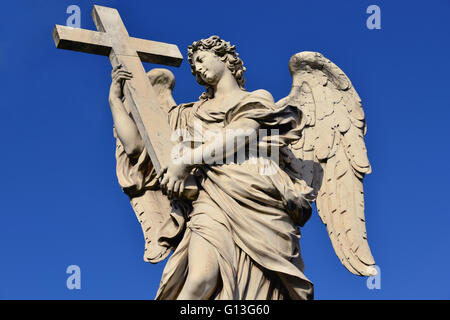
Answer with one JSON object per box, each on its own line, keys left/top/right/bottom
{"left": 109, "top": 64, "right": 133, "bottom": 100}
{"left": 157, "top": 162, "right": 192, "bottom": 199}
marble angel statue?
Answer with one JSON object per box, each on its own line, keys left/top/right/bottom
{"left": 107, "top": 35, "right": 376, "bottom": 300}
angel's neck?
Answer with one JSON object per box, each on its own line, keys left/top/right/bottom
{"left": 212, "top": 71, "right": 241, "bottom": 100}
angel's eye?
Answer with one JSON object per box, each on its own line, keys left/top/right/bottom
{"left": 196, "top": 57, "right": 202, "bottom": 63}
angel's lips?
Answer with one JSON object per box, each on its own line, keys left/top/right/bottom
{"left": 202, "top": 72, "right": 209, "bottom": 81}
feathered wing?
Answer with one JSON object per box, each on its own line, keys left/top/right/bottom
{"left": 147, "top": 68, "right": 177, "bottom": 114}
{"left": 129, "top": 189, "right": 173, "bottom": 263}
{"left": 119, "top": 68, "right": 179, "bottom": 264}
{"left": 276, "top": 52, "right": 376, "bottom": 276}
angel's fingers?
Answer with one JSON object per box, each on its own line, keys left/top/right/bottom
{"left": 160, "top": 174, "right": 169, "bottom": 187}
{"left": 167, "top": 179, "right": 175, "bottom": 198}
{"left": 118, "top": 75, "right": 133, "bottom": 82}
{"left": 116, "top": 71, "right": 133, "bottom": 79}
{"left": 173, "top": 180, "right": 181, "bottom": 196}
{"left": 156, "top": 166, "right": 168, "bottom": 180}
{"left": 114, "top": 73, "right": 132, "bottom": 81}
{"left": 179, "top": 180, "right": 185, "bottom": 195}
{"left": 120, "top": 74, "right": 133, "bottom": 80}
{"left": 112, "top": 69, "right": 130, "bottom": 77}
{"left": 112, "top": 72, "right": 126, "bottom": 82}
{"left": 111, "top": 65, "right": 124, "bottom": 77}
{"left": 116, "top": 69, "right": 132, "bottom": 74}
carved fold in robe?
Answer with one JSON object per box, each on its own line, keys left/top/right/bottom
{"left": 115, "top": 89, "right": 315, "bottom": 299}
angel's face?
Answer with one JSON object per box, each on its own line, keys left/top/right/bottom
{"left": 192, "top": 50, "right": 226, "bottom": 86}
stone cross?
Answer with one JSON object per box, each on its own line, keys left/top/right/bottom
{"left": 52, "top": 5, "right": 183, "bottom": 173}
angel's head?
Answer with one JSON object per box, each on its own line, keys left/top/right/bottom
{"left": 187, "top": 35, "right": 246, "bottom": 99}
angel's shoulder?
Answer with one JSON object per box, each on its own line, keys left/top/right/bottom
{"left": 248, "top": 89, "right": 275, "bottom": 103}
{"left": 168, "top": 101, "right": 196, "bottom": 113}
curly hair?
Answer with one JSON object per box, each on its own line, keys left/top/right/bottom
{"left": 187, "top": 35, "right": 246, "bottom": 99}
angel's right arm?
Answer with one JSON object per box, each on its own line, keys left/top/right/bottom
{"left": 108, "top": 65, "right": 144, "bottom": 158}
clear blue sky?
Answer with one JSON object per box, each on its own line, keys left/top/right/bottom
{"left": 0, "top": 0, "right": 449, "bottom": 299}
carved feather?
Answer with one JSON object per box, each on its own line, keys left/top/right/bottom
{"left": 130, "top": 189, "right": 172, "bottom": 263}
{"left": 276, "top": 51, "right": 376, "bottom": 276}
